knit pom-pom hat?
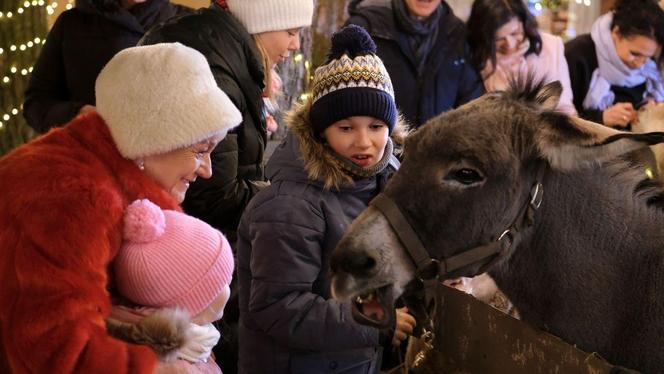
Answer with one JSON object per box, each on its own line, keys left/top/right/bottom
{"left": 96, "top": 43, "right": 242, "bottom": 159}
{"left": 309, "top": 25, "right": 397, "bottom": 135}
{"left": 115, "top": 199, "right": 234, "bottom": 317}
{"left": 226, "top": 0, "right": 314, "bottom": 34}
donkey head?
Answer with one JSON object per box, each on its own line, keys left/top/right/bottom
{"left": 330, "top": 80, "right": 664, "bottom": 328}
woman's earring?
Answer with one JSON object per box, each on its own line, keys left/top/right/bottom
{"left": 136, "top": 160, "right": 145, "bottom": 171}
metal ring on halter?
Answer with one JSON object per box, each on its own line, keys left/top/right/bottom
{"left": 498, "top": 229, "right": 511, "bottom": 242}
{"left": 530, "top": 182, "right": 544, "bottom": 209}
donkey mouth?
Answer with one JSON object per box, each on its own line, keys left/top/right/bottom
{"left": 351, "top": 284, "right": 394, "bottom": 329}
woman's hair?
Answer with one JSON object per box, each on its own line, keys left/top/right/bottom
{"left": 611, "top": 0, "right": 664, "bottom": 47}
{"left": 467, "top": 0, "right": 542, "bottom": 73}
{"left": 253, "top": 35, "right": 274, "bottom": 99}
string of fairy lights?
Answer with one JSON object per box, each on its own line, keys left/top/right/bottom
{"left": 0, "top": 0, "right": 73, "bottom": 132}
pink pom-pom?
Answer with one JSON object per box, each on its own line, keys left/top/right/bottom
{"left": 123, "top": 199, "right": 166, "bottom": 243}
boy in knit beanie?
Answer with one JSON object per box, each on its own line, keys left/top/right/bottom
{"left": 107, "top": 199, "right": 234, "bottom": 374}
{"left": 235, "top": 25, "right": 415, "bottom": 374}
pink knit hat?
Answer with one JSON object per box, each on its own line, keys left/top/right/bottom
{"left": 114, "top": 199, "right": 234, "bottom": 317}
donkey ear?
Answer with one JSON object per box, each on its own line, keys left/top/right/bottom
{"left": 536, "top": 114, "right": 664, "bottom": 171}
{"left": 534, "top": 81, "right": 562, "bottom": 111}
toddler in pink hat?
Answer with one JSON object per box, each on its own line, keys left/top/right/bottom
{"left": 107, "top": 199, "right": 234, "bottom": 373}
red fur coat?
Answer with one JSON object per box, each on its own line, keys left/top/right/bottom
{"left": 0, "top": 112, "right": 180, "bottom": 373}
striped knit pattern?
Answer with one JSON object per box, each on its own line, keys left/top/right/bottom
{"left": 312, "top": 54, "right": 394, "bottom": 103}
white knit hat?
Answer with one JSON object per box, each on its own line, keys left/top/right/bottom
{"left": 226, "top": 0, "right": 314, "bottom": 34}
{"left": 95, "top": 43, "right": 242, "bottom": 159}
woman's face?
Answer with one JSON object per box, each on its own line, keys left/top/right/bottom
{"left": 495, "top": 17, "right": 525, "bottom": 55}
{"left": 256, "top": 28, "right": 302, "bottom": 66}
{"left": 612, "top": 27, "right": 658, "bottom": 69}
{"left": 323, "top": 116, "right": 389, "bottom": 168}
{"left": 141, "top": 135, "right": 222, "bottom": 204}
{"left": 404, "top": 0, "right": 442, "bottom": 18}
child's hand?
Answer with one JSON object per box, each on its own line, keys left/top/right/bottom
{"left": 392, "top": 307, "right": 416, "bottom": 346}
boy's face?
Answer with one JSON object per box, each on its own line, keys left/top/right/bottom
{"left": 192, "top": 284, "right": 231, "bottom": 325}
{"left": 323, "top": 116, "right": 389, "bottom": 168}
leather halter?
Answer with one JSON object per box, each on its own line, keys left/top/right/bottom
{"left": 369, "top": 164, "right": 547, "bottom": 282}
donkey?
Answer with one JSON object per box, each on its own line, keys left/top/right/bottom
{"left": 330, "top": 80, "right": 664, "bottom": 373}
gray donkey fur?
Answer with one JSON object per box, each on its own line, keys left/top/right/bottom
{"left": 330, "top": 80, "right": 664, "bottom": 373}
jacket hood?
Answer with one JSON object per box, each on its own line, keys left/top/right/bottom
{"left": 267, "top": 99, "right": 408, "bottom": 190}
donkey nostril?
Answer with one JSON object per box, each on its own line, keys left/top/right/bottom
{"left": 342, "top": 254, "right": 377, "bottom": 277}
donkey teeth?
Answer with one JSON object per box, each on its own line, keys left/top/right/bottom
{"left": 355, "top": 292, "right": 375, "bottom": 304}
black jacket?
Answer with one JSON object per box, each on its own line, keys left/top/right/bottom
{"left": 23, "top": 0, "right": 188, "bottom": 133}
{"left": 346, "top": 0, "right": 484, "bottom": 128}
{"left": 140, "top": 4, "right": 267, "bottom": 238}
{"left": 565, "top": 34, "right": 647, "bottom": 124}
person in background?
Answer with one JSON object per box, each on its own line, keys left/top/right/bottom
{"left": 23, "top": 0, "right": 189, "bottom": 133}
{"left": 139, "top": 2, "right": 314, "bottom": 372}
{"left": 108, "top": 199, "right": 235, "bottom": 374}
{"left": 237, "top": 25, "right": 415, "bottom": 374}
{"left": 467, "top": 0, "right": 576, "bottom": 115}
{"left": 0, "top": 43, "right": 241, "bottom": 373}
{"left": 565, "top": 0, "right": 664, "bottom": 128}
{"left": 346, "top": 0, "right": 484, "bottom": 129}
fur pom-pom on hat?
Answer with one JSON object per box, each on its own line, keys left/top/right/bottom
{"left": 327, "top": 24, "right": 377, "bottom": 60}
{"left": 96, "top": 43, "right": 242, "bottom": 159}
{"left": 310, "top": 25, "right": 396, "bottom": 135}
{"left": 115, "top": 199, "right": 235, "bottom": 317}
{"left": 123, "top": 199, "right": 166, "bottom": 243}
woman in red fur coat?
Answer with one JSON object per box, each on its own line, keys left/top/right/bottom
{"left": 0, "top": 42, "right": 241, "bottom": 373}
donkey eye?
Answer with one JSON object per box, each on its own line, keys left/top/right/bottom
{"left": 445, "top": 168, "right": 484, "bottom": 185}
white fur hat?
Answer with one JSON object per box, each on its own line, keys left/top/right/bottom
{"left": 95, "top": 43, "right": 242, "bottom": 159}
{"left": 226, "top": 0, "right": 314, "bottom": 34}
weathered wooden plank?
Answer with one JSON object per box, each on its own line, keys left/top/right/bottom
{"left": 407, "top": 286, "right": 626, "bottom": 373}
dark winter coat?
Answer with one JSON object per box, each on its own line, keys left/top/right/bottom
{"left": 565, "top": 34, "right": 647, "bottom": 124}
{"left": 0, "top": 112, "right": 180, "bottom": 373}
{"left": 140, "top": 4, "right": 267, "bottom": 239}
{"left": 236, "top": 102, "right": 407, "bottom": 374}
{"left": 346, "top": 0, "right": 484, "bottom": 128}
{"left": 23, "top": 0, "right": 189, "bottom": 133}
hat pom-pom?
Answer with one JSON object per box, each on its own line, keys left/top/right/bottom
{"left": 329, "top": 25, "right": 376, "bottom": 59}
{"left": 123, "top": 199, "right": 166, "bottom": 243}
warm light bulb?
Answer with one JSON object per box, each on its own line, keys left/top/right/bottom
{"left": 2, "top": 77, "right": 9, "bottom": 83}
{"left": 11, "top": 109, "right": 18, "bottom": 115}
{"left": 20, "top": 69, "right": 28, "bottom": 76}
{"left": 2, "top": 115, "right": 10, "bottom": 121}
{"left": 19, "top": 44, "right": 26, "bottom": 51}
{"left": 34, "top": 37, "right": 41, "bottom": 43}
{"left": 10, "top": 67, "right": 17, "bottom": 73}
{"left": 27, "top": 41, "right": 33, "bottom": 47}
{"left": 17, "top": 7, "right": 24, "bottom": 13}
{"left": 10, "top": 45, "right": 17, "bottom": 51}
{"left": 7, "top": 11, "right": 13, "bottom": 17}
{"left": 24, "top": 1, "right": 31, "bottom": 6}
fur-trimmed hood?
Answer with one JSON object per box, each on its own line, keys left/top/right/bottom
{"left": 269, "top": 99, "right": 409, "bottom": 190}
{"left": 106, "top": 308, "right": 191, "bottom": 362}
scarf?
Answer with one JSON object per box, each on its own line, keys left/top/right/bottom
{"left": 583, "top": 12, "right": 664, "bottom": 110}
{"left": 329, "top": 138, "right": 394, "bottom": 180}
{"left": 393, "top": 0, "right": 441, "bottom": 74}
{"left": 481, "top": 39, "right": 531, "bottom": 92}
